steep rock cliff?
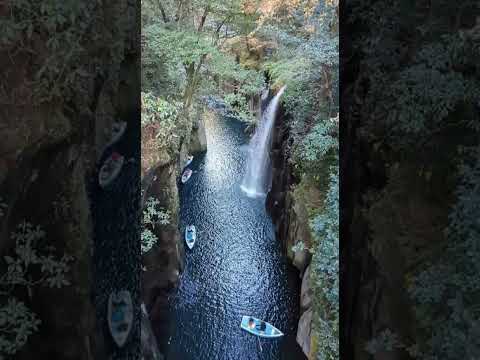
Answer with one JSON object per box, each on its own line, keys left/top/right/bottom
{"left": 141, "top": 109, "right": 207, "bottom": 355}
{"left": 266, "top": 107, "right": 314, "bottom": 358}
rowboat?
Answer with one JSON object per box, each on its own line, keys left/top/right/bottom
{"left": 108, "top": 290, "right": 133, "bottom": 347}
{"left": 106, "top": 121, "right": 127, "bottom": 147}
{"left": 240, "top": 316, "right": 283, "bottom": 338}
{"left": 185, "top": 155, "right": 194, "bottom": 167}
{"left": 181, "top": 168, "right": 193, "bottom": 184}
{"left": 99, "top": 152, "right": 124, "bottom": 187}
{"left": 185, "top": 225, "right": 196, "bottom": 249}
{"left": 110, "top": 121, "right": 127, "bottom": 143}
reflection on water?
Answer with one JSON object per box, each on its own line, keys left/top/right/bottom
{"left": 165, "top": 112, "right": 305, "bottom": 360}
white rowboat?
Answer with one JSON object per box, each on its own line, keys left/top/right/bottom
{"left": 185, "top": 155, "right": 194, "bottom": 167}
{"left": 185, "top": 225, "right": 196, "bottom": 249}
{"left": 240, "top": 315, "right": 283, "bottom": 338}
{"left": 181, "top": 168, "right": 193, "bottom": 184}
{"left": 99, "top": 152, "right": 124, "bottom": 188}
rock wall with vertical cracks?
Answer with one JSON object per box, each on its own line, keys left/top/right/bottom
{"left": 266, "top": 105, "right": 314, "bottom": 358}
{"left": 141, "top": 109, "right": 207, "bottom": 357}
{"left": 0, "top": 0, "right": 139, "bottom": 358}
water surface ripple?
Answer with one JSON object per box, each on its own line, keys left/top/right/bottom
{"left": 166, "top": 112, "right": 304, "bottom": 360}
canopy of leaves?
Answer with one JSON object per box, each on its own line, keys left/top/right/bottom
{"left": 142, "top": 0, "right": 264, "bottom": 122}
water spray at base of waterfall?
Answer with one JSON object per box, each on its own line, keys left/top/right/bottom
{"left": 241, "top": 86, "right": 286, "bottom": 198}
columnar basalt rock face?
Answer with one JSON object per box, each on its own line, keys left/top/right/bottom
{"left": 141, "top": 109, "right": 208, "bottom": 356}
{"left": 266, "top": 107, "right": 313, "bottom": 358}
{"left": 189, "top": 115, "right": 208, "bottom": 155}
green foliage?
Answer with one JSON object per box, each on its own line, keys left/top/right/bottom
{"left": 141, "top": 94, "right": 180, "bottom": 127}
{"left": 295, "top": 114, "right": 338, "bottom": 184}
{"left": 141, "top": 92, "right": 182, "bottom": 153}
{"left": 0, "top": 298, "right": 41, "bottom": 356}
{"left": 0, "top": 222, "right": 72, "bottom": 355}
{"left": 141, "top": 197, "right": 170, "bottom": 254}
{"left": 351, "top": 1, "right": 480, "bottom": 358}
{"left": 141, "top": 0, "right": 264, "bottom": 132}
{"left": 257, "top": 2, "right": 339, "bottom": 359}
{"left": 1, "top": 0, "right": 131, "bottom": 106}
{"left": 141, "top": 229, "right": 158, "bottom": 255}
{"left": 261, "top": 0, "right": 339, "bottom": 134}
{"left": 143, "top": 197, "right": 170, "bottom": 229}
{"left": 404, "top": 146, "right": 480, "bottom": 359}
{"left": 310, "top": 167, "right": 339, "bottom": 360}
{"left": 381, "top": 34, "right": 480, "bottom": 147}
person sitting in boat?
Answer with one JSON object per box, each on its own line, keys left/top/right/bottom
{"left": 256, "top": 321, "right": 266, "bottom": 332}
{"left": 112, "top": 307, "right": 125, "bottom": 323}
{"left": 248, "top": 318, "right": 256, "bottom": 329}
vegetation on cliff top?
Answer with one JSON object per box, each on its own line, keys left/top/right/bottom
{"left": 141, "top": 0, "right": 264, "bottom": 174}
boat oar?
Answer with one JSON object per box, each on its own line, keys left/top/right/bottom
{"left": 257, "top": 336, "right": 263, "bottom": 352}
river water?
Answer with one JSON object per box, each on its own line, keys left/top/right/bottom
{"left": 91, "top": 113, "right": 141, "bottom": 358}
{"left": 165, "top": 110, "right": 305, "bottom": 360}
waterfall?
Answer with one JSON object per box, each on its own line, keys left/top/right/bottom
{"left": 241, "top": 85, "right": 286, "bottom": 198}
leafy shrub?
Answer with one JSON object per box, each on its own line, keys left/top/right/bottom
{"left": 143, "top": 197, "right": 170, "bottom": 229}
{"left": 141, "top": 229, "right": 158, "bottom": 255}
{"left": 353, "top": 1, "right": 480, "bottom": 357}
{"left": 310, "top": 167, "right": 339, "bottom": 360}
{"left": 0, "top": 222, "right": 72, "bottom": 355}
{"left": 141, "top": 197, "right": 170, "bottom": 255}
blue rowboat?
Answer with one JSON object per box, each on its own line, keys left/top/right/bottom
{"left": 185, "top": 155, "right": 194, "bottom": 168}
{"left": 185, "top": 225, "right": 196, "bottom": 249}
{"left": 108, "top": 290, "right": 133, "bottom": 347}
{"left": 240, "top": 315, "right": 283, "bottom": 338}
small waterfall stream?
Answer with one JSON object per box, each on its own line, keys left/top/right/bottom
{"left": 241, "top": 86, "right": 286, "bottom": 198}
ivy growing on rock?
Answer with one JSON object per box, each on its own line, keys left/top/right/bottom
{"left": 141, "top": 197, "right": 170, "bottom": 255}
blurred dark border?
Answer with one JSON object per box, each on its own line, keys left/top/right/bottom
{"left": 340, "top": 0, "right": 480, "bottom": 359}
{"left": 0, "top": 0, "right": 141, "bottom": 358}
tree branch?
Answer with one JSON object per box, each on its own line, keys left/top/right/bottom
{"left": 197, "top": 6, "right": 210, "bottom": 32}
{"left": 157, "top": 0, "right": 170, "bottom": 23}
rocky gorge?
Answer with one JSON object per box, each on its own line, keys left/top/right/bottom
{"left": 141, "top": 112, "right": 207, "bottom": 357}
{"left": 266, "top": 105, "right": 316, "bottom": 359}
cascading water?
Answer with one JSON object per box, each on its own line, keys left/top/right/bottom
{"left": 241, "top": 86, "right": 286, "bottom": 198}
